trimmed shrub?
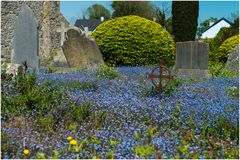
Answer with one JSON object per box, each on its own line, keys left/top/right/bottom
{"left": 92, "top": 15, "right": 175, "bottom": 66}
{"left": 208, "top": 27, "right": 238, "bottom": 62}
{"left": 218, "top": 35, "right": 239, "bottom": 63}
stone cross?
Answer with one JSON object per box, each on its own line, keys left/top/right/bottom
{"left": 83, "top": 26, "right": 92, "bottom": 37}
{"left": 13, "top": 5, "right": 39, "bottom": 70}
{"left": 57, "top": 22, "right": 67, "bottom": 46}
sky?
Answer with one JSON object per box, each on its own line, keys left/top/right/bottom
{"left": 60, "top": 1, "right": 239, "bottom": 26}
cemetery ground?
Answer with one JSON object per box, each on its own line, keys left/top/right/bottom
{"left": 1, "top": 65, "right": 239, "bottom": 159}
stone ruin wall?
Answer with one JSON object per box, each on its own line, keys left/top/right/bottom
{"left": 1, "top": 1, "right": 68, "bottom": 64}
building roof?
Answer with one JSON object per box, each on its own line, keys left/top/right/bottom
{"left": 74, "top": 19, "right": 105, "bottom": 32}
{"left": 201, "top": 17, "right": 232, "bottom": 34}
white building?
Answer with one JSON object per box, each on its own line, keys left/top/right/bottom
{"left": 201, "top": 18, "right": 232, "bottom": 39}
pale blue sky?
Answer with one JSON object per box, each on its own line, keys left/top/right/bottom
{"left": 60, "top": 1, "right": 239, "bottom": 26}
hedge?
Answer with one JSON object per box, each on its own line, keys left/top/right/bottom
{"left": 92, "top": 15, "right": 175, "bottom": 66}
{"left": 218, "top": 35, "right": 239, "bottom": 63}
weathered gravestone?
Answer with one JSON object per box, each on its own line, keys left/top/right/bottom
{"left": 226, "top": 45, "right": 239, "bottom": 75}
{"left": 62, "top": 27, "right": 103, "bottom": 68}
{"left": 13, "top": 5, "right": 39, "bottom": 70}
{"left": 175, "top": 41, "right": 211, "bottom": 78}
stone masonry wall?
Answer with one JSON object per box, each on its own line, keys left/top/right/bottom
{"left": 1, "top": 1, "right": 63, "bottom": 63}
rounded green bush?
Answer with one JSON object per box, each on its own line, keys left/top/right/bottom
{"left": 209, "top": 27, "right": 237, "bottom": 52}
{"left": 92, "top": 15, "right": 175, "bottom": 66}
{"left": 218, "top": 35, "right": 239, "bottom": 63}
{"left": 208, "top": 27, "right": 238, "bottom": 62}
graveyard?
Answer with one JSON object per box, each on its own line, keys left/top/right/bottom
{"left": 1, "top": 1, "right": 239, "bottom": 159}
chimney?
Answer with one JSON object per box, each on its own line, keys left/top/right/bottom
{"left": 100, "top": 16, "right": 104, "bottom": 22}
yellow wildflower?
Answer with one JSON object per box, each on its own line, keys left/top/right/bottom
{"left": 23, "top": 149, "right": 29, "bottom": 155}
{"left": 67, "top": 136, "right": 73, "bottom": 141}
{"left": 70, "top": 139, "right": 77, "bottom": 146}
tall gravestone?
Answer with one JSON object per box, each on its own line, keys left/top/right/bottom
{"left": 62, "top": 27, "right": 104, "bottom": 68}
{"left": 13, "top": 5, "right": 39, "bottom": 70}
{"left": 176, "top": 41, "right": 211, "bottom": 78}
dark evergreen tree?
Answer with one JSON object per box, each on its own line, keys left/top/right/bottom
{"left": 231, "top": 16, "right": 239, "bottom": 34}
{"left": 172, "top": 1, "right": 199, "bottom": 42}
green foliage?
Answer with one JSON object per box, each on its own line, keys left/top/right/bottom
{"left": 209, "top": 62, "right": 237, "bottom": 77}
{"left": 172, "top": 109, "right": 239, "bottom": 159}
{"left": 14, "top": 62, "right": 37, "bottom": 94}
{"left": 218, "top": 35, "right": 239, "bottom": 63}
{"left": 36, "top": 152, "right": 46, "bottom": 159}
{"left": 177, "top": 141, "right": 190, "bottom": 155}
{"left": 210, "top": 27, "right": 238, "bottom": 51}
{"left": 106, "top": 151, "right": 114, "bottom": 159}
{"left": 135, "top": 131, "right": 140, "bottom": 141}
{"left": 67, "top": 103, "right": 91, "bottom": 121}
{"left": 197, "top": 17, "right": 217, "bottom": 37}
{"left": 90, "top": 110, "right": 106, "bottom": 129}
{"left": 142, "top": 84, "right": 159, "bottom": 97}
{"left": 60, "top": 79, "right": 98, "bottom": 92}
{"left": 88, "top": 134, "right": 102, "bottom": 145}
{"left": 135, "top": 145, "right": 154, "bottom": 158}
{"left": 111, "top": 1, "right": 154, "bottom": 19}
{"left": 172, "top": 1, "right": 199, "bottom": 42}
{"left": 162, "top": 78, "right": 181, "bottom": 96}
{"left": 146, "top": 126, "right": 157, "bottom": 140}
{"left": 200, "top": 17, "right": 217, "bottom": 29}
{"left": 231, "top": 17, "right": 239, "bottom": 32}
{"left": 144, "top": 77, "right": 181, "bottom": 98}
{"left": 68, "top": 123, "right": 77, "bottom": 132}
{"left": 226, "top": 86, "right": 239, "bottom": 98}
{"left": 208, "top": 27, "right": 238, "bottom": 62}
{"left": 2, "top": 74, "right": 63, "bottom": 118}
{"left": 86, "top": 4, "right": 111, "bottom": 19}
{"left": 153, "top": 3, "right": 172, "bottom": 34}
{"left": 52, "top": 149, "right": 59, "bottom": 159}
{"left": 45, "top": 66, "right": 58, "bottom": 73}
{"left": 109, "top": 139, "right": 118, "bottom": 147}
{"left": 92, "top": 15, "right": 175, "bottom": 66}
{"left": 96, "top": 64, "right": 120, "bottom": 79}
{"left": 1, "top": 131, "right": 19, "bottom": 157}
{"left": 14, "top": 71, "right": 37, "bottom": 94}
{"left": 134, "top": 125, "right": 158, "bottom": 158}
{"left": 39, "top": 117, "right": 55, "bottom": 130}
